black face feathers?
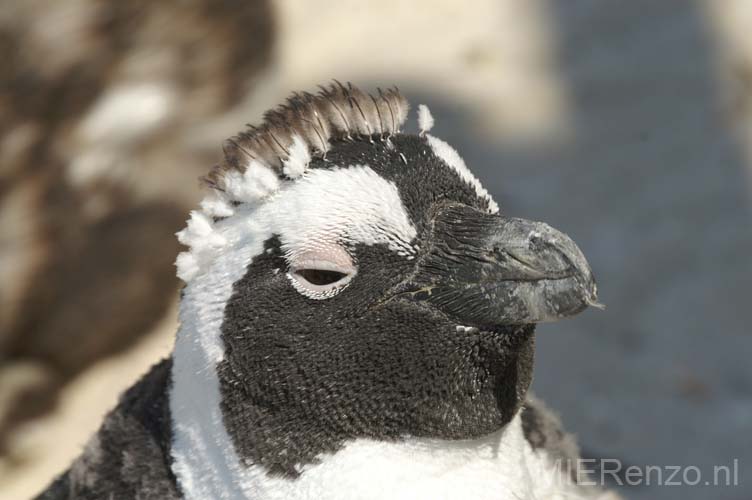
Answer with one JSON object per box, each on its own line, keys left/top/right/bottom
{"left": 176, "top": 83, "right": 597, "bottom": 480}
{"left": 214, "top": 135, "right": 531, "bottom": 477}
{"left": 219, "top": 234, "right": 536, "bottom": 477}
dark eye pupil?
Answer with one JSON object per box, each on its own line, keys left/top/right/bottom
{"left": 297, "top": 269, "right": 348, "bottom": 286}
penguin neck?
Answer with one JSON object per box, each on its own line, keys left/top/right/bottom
{"left": 168, "top": 211, "right": 269, "bottom": 499}
{"left": 169, "top": 328, "right": 539, "bottom": 500}
{"left": 169, "top": 301, "right": 256, "bottom": 499}
{"left": 170, "top": 387, "right": 568, "bottom": 500}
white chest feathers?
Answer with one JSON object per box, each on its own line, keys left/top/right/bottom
{"left": 234, "top": 415, "right": 611, "bottom": 500}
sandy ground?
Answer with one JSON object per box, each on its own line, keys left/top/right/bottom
{"left": 3, "top": 1, "right": 751, "bottom": 499}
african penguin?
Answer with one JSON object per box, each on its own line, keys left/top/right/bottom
{"left": 37, "top": 83, "right": 619, "bottom": 500}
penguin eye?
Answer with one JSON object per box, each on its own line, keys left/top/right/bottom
{"left": 287, "top": 247, "right": 356, "bottom": 299}
{"left": 295, "top": 269, "right": 349, "bottom": 286}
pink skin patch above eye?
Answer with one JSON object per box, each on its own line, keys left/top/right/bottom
{"left": 287, "top": 244, "right": 357, "bottom": 297}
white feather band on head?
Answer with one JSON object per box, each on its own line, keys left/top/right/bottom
{"left": 173, "top": 83, "right": 496, "bottom": 283}
{"left": 174, "top": 83, "right": 410, "bottom": 282}
{"left": 418, "top": 104, "right": 434, "bottom": 135}
{"left": 175, "top": 211, "right": 228, "bottom": 282}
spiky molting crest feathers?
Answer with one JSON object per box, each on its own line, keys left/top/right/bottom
{"left": 203, "top": 82, "right": 408, "bottom": 194}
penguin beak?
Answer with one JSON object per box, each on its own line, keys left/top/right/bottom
{"left": 402, "top": 204, "right": 600, "bottom": 326}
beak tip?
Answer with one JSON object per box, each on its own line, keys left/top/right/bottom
{"left": 583, "top": 280, "right": 603, "bottom": 310}
{"left": 586, "top": 299, "right": 606, "bottom": 311}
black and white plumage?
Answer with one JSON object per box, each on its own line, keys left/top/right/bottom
{"left": 38, "top": 83, "right": 617, "bottom": 500}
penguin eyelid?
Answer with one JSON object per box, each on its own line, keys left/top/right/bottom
{"left": 286, "top": 249, "right": 357, "bottom": 299}
{"left": 288, "top": 265, "right": 355, "bottom": 299}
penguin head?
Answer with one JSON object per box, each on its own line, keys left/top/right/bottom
{"left": 173, "top": 83, "right": 598, "bottom": 477}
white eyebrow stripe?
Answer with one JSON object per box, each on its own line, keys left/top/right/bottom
{"left": 426, "top": 134, "right": 499, "bottom": 214}
{"left": 175, "top": 164, "right": 417, "bottom": 283}
{"left": 271, "top": 165, "right": 417, "bottom": 261}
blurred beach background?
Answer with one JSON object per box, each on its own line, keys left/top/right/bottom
{"left": 1, "top": 1, "right": 750, "bottom": 498}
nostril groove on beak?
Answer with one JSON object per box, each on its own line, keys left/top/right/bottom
{"left": 495, "top": 249, "right": 547, "bottom": 277}
{"left": 409, "top": 206, "right": 600, "bottom": 324}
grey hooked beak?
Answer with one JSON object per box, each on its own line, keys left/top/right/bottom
{"left": 403, "top": 204, "right": 600, "bottom": 326}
